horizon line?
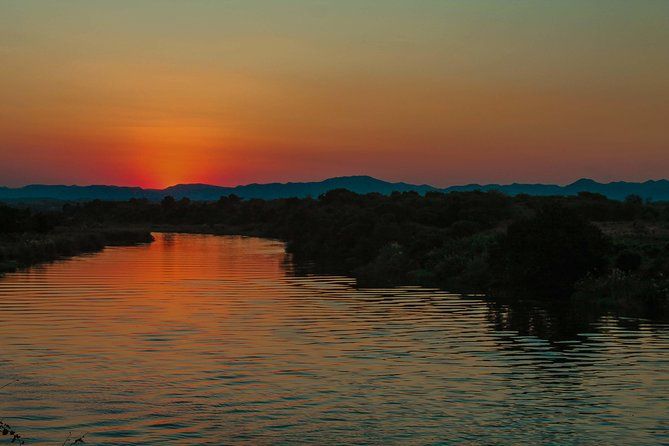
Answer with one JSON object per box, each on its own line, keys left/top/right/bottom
{"left": 2, "top": 175, "right": 669, "bottom": 190}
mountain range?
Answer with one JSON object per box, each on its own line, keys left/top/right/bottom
{"left": 1, "top": 176, "right": 668, "bottom": 202}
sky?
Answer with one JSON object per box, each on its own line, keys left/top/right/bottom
{"left": 1, "top": 0, "right": 668, "bottom": 188}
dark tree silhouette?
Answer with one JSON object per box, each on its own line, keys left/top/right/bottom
{"left": 491, "top": 205, "right": 611, "bottom": 297}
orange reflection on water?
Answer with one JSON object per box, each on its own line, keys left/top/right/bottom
{"left": 0, "top": 233, "right": 667, "bottom": 445}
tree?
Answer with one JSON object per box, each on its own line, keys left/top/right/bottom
{"left": 161, "top": 195, "right": 176, "bottom": 209}
{"left": 492, "top": 205, "right": 611, "bottom": 297}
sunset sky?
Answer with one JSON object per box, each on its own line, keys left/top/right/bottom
{"left": 1, "top": 1, "right": 668, "bottom": 188}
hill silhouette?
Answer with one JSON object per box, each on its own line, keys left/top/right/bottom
{"left": 1, "top": 176, "right": 668, "bottom": 202}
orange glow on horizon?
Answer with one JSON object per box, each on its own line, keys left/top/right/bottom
{"left": 1, "top": 1, "right": 669, "bottom": 187}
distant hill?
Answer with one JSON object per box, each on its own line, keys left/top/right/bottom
{"left": 444, "top": 178, "right": 669, "bottom": 201}
{"left": 0, "top": 176, "right": 437, "bottom": 202}
{"left": 164, "top": 176, "right": 437, "bottom": 200}
{"left": 0, "top": 184, "right": 160, "bottom": 201}
{"left": 1, "top": 176, "right": 668, "bottom": 202}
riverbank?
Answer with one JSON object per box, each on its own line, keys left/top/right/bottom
{"left": 150, "top": 223, "right": 267, "bottom": 238}
{"left": 146, "top": 222, "right": 669, "bottom": 312}
{"left": 0, "top": 228, "right": 154, "bottom": 276}
{"left": 4, "top": 190, "right": 669, "bottom": 311}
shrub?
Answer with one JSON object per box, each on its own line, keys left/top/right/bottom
{"left": 491, "top": 205, "right": 611, "bottom": 297}
{"left": 615, "top": 250, "right": 643, "bottom": 272}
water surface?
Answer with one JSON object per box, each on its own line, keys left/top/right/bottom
{"left": 0, "top": 233, "right": 667, "bottom": 445}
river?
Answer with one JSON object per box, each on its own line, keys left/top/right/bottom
{"left": 0, "top": 233, "right": 667, "bottom": 444}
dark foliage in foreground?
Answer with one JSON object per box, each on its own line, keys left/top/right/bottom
{"left": 490, "top": 206, "right": 611, "bottom": 297}
{"left": 2, "top": 191, "right": 669, "bottom": 303}
{"left": 0, "top": 225, "right": 153, "bottom": 276}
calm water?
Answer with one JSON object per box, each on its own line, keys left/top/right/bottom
{"left": 0, "top": 233, "right": 667, "bottom": 445}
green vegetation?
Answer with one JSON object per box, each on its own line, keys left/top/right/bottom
{"left": 490, "top": 206, "right": 611, "bottom": 297}
{"left": 0, "top": 203, "right": 153, "bottom": 276}
{"left": 2, "top": 191, "right": 669, "bottom": 310}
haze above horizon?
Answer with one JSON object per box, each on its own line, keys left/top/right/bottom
{"left": 2, "top": 1, "right": 668, "bottom": 188}
{"left": 3, "top": 175, "right": 669, "bottom": 191}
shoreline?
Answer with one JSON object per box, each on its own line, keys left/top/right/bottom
{"left": 142, "top": 227, "right": 669, "bottom": 319}
{"left": 0, "top": 228, "right": 154, "bottom": 277}
{"left": 2, "top": 227, "right": 667, "bottom": 323}
{"left": 2, "top": 220, "right": 668, "bottom": 320}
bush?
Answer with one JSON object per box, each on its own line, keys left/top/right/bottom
{"left": 356, "top": 242, "right": 408, "bottom": 286}
{"left": 615, "top": 250, "right": 642, "bottom": 272}
{"left": 491, "top": 205, "right": 611, "bottom": 297}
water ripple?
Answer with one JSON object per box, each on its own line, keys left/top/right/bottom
{"left": 0, "top": 233, "right": 667, "bottom": 445}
